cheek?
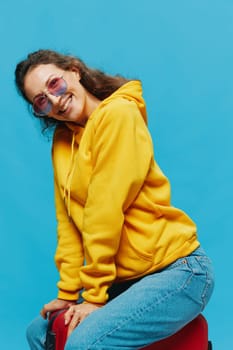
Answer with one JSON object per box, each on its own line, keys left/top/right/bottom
{"left": 73, "top": 92, "right": 85, "bottom": 107}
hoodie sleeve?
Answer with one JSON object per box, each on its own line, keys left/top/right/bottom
{"left": 54, "top": 179, "right": 84, "bottom": 301}
{"left": 80, "top": 99, "right": 154, "bottom": 304}
{"left": 52, "top": 128, "right": 85, "bottom": 301}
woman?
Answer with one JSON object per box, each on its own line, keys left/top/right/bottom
{"left": 15, "top": 49, "right": 214, "bottom": 350}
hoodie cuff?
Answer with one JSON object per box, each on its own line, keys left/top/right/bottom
{"left": 57, "top": 289, "right": 79, "bottom": 301}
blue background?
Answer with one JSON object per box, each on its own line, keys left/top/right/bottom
{"left": 0, "top": 0, "right": 232, "bottom": 349}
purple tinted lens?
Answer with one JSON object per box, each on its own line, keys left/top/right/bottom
{"left": 48, "top": 77, "right": 67, "bottom": 96}
{"left": 33, "top": 94, "right": 52, "bottom": 116}
{"left": 32, "top": 77, "right": 67, "bottom": 116}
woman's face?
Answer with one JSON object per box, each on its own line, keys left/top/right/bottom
{"left": 24, "top": 63, "right": 99, "bottom": 125}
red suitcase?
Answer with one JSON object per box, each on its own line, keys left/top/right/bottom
{"left": 141, "top": 314, "right": 212, "bottom": 350}
{"left": 45, "top": 309, "right": 212, "bottom": 350}
{"left": 45, "top": 309, "right": 69, "bottom": 350}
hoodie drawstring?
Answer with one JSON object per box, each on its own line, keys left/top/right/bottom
{"left": 63, "top": 132, "right": 76, "bottom": 217}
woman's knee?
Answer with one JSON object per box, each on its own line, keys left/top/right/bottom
{"left": 26, "top": 315, "right": 47, "bottom": 347}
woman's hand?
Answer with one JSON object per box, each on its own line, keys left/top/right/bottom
{"left": 65, "top": 302, "right": 102, "bottom": 337}
{"left": 40, "top": 298, "right": 77, "bottom": 319}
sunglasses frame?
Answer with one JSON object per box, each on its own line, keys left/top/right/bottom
{"left": 32, "top": 76, "right": 67, "bottom": 117}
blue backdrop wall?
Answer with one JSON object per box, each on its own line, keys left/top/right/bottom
{"left": 0, "top": 1, "right": 232, "bottom": 349}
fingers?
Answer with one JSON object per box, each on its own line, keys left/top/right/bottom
{"left": 64, "top": 306, "right": 76, "bottom": 325}
{"left": 40, "top": 304, "right": 50, "bottom": 319}
{"left": 66, "top": 308, "right": 81, "bottom": 337}
{"left": 65, "top": 305, "right": 85, "bottom": 338}
{"left": 40, "top": 299, "right": 76, "bottom": 319}
{"left": 65, "top": 303, "right": 102, "bottom": 337}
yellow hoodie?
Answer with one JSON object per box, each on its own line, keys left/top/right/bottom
{"left": 52, "top": 80, "right": 200, "bottom": 304}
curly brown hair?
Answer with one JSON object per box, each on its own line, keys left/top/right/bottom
{"left": 15, "top": 49, "right": 130, "bottom": 132}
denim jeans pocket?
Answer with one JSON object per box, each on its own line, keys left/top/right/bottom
{"left": 195, "top": 255, "right": 215, "bottom": 308}
{"left": 158, "top": 248, "right": 215, "bottom": 311}
{"left": 185, "top": 251, "right": 215, "bottom": 310}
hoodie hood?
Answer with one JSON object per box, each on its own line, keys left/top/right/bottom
{"left": 98, "top": 80, "right": 148, "bottom": 125}
{"left": 66, "top": 80, "right": 147, "bottom": 134}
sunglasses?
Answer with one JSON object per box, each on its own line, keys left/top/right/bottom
{"left": 32, "top": 76, "right": 67, "bottom": 116}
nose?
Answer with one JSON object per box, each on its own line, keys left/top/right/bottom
{"left": 47, "top": 94, "right": 61, "bottom": 113}
{"left": 48, "top": 94, "right": 61, "bottom": 105}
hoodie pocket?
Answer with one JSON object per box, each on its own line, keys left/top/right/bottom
{"left": 116, "top": 227, "right": 153, "bottom": 276}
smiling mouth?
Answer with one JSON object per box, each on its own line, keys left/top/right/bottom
{"left": 58, "top": 95, "right": 72, "bottom": 114}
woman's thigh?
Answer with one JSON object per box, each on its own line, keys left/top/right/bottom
{"left": 65, "top": 247, "right": 214, "bottom": 350}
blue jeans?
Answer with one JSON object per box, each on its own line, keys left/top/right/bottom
{"left": 26, "top": 247, "right": 214, "bottom": 350}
